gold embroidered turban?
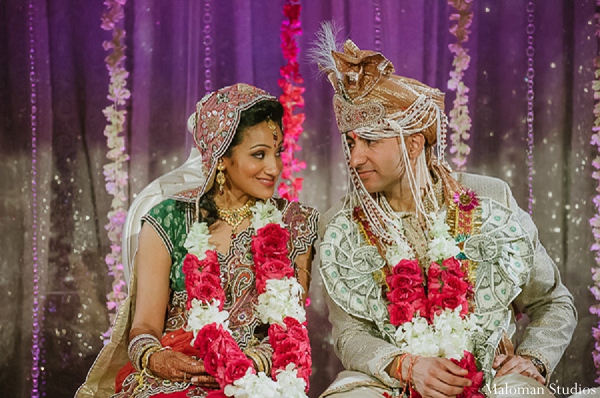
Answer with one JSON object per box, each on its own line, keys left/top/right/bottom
{"left": 325, "top": 39, "right": 445, "bottom": 146}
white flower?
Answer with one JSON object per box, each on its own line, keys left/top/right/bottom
{"left": 429, "top": 211, "right": 452, "bottom": 239}
{"left": 427, "top": 236, "right": 460, "bottom": 262}
{"left": 426, "top": 211, "right": 460, "bottom": 261}
{"left": 223, "top": 366, "right": 307, "bottom": 398}
{"left": 250, "top": 201, "right": 285, "bottom": 230}
{"left": 256, "top": 278, "right": 306, "bottom": 325}
{"left": 400, "top": 321, "right": 440, "bottom": 357}
{"left": 393, "top": 309, "right": 480, "bottom": 360}
{"left": 274, "top": 364, "right": 308, "bottom": 398}
{"left": 224, "top": 370, "right": 279, "bottom": 398}
{"left": 186, "top": 299, "right": 230, "bottom": 337}
{"left": 385, "top": 241, "right": 414, "bottom": 265}
{"left": 184, "top": 222, "right": 215, "bottom": 259}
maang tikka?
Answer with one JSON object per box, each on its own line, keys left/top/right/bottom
{"left": 216, "top": 158, "right": 226, "bottom": 195}
{"left": 266, "top": 118, "right": 278, "bottom": 146}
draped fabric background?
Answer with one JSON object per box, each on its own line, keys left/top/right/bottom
{"left": 0, "top": 0, "right": 597, "bottom": 396}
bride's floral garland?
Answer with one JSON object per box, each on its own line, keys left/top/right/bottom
{"left": 182, "top": 201, "right": 310, "bottom": 398}
{"left": 357, "top": 191, "right": 484, "bottom": 397}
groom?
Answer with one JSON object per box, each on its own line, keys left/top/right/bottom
{"left": 315, "top": 34, "right": 576, "bottom": 397}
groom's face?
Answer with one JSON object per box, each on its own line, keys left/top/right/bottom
{"left": 345, "top": 133, "right": 404, "bottom": 194}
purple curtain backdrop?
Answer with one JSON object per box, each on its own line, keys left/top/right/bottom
{"left": 0, "top": 0, "right": 597, "bottom": 396}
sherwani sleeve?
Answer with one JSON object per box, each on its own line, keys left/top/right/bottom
{"left": 507, "top": 183, "right": 577, "bottom": 378}
{"left": 324, "top": 290, "right": 403, "bottom": 387}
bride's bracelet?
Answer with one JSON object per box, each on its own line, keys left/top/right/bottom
{"left": 128, "top": 333, "right": 162, "bottom": 372}
{"left": 244, "top": 343, "right": 273, "bottom": 375}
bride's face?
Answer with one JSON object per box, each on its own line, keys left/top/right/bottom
{"left": 221, "top": 120, "right": 283, "bottom": 200}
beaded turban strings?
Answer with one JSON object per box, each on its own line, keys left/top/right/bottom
{"left": 311, "top": 23, "right": 458, "bottom": 243}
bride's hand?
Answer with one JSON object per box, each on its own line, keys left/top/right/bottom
{"left": 148, "top": 349, "right": 220, "bottom": 389}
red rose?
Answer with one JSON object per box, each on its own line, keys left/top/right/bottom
{"left": 203, "top": 348, "right": 225, "bottom": 382}
{"left": 429, "top": 293, "right": 468, "bottom": 319}
{"left": 275, "top": 339, "right": 301, "bottom": 354}
{"left": 428, "top": 279, "right": 442, "bottom": 294}
{"left": 269, "top": 319, "right": 311, "bottom": 374}
{"left": 273, "top": 350, "right": 303, "bottom": 371}
{"left": 270, "top": 319, "right": 310, "bottom": 354}
{"left": 206, "top": 333, "right": 247, "bottom": 386}
{"left": 393, "top": 259, "right": 422, "bottom": 276}
{"left": 198, "top": 272, "right": 221, "bottom": 287}
{"left": 221, "top": 333, "right": 245, "bottom": 357}
{"left": 222, "top": 355, "right": 253, "bottom": 386}
{"left": 457, "top": 297, "right": 469, "bottom": 316}
{"left": 192, "top": 282, "right": 225, "bottom": 307}
{"left": 252, "top": 224, "right": 290, "bottom": 263}
{"left": 388, "top": 302, "right": 415, "bottom": 326}
{"left": 193, "top": 323, "right": 222, "bottom": 357}
{"left": 268, "top": 322, "right": 286, "bottom": 342}
{"left": 386, "top": 285, "right": 423, "bottom": 303}
{"left": 441, "top": 257, "right": 464, "bottom": 278}
{"left": 200, "top": 250, "right": 220, "bottom": 275}
{"left": 441, "top": 274, "right": 468, "bottom": 296}
{"left": 386, "top": 274, "right": 418, "bottom": 290}
{"left": 428, "top": 262, "right": 443, "bottom": 280}
{"left": 183, "top": 254, "right": 202, "bottom": 280}
{"left": 411, "top": 296, "right": 429, "bottom": 318}
{"left": 283, "top": 317, "right": 310, "bottom": 342}
{"left": 255, "top": 258, "right": 294, "bottom": 293}
{"left": 451, "top": 351, "right": 484, "bottom": 397}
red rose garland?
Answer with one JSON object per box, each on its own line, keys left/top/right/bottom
{"left": 183, "top": 215, "right": 311, "bottom": 396}
{"left": 386, "top": 257, "right": 483, "bottom": 397}
{"left": 353, "top": 196, "right": 483, "bottom": 398}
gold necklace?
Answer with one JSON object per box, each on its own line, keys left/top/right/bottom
{"left": 216, "top": 198, "right": 256, "bottom": 238}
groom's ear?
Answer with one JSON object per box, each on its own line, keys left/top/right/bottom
{"left": 405, "top": 133, "right": 425, "bottom": 159}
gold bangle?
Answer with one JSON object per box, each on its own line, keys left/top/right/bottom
{"left": 141, "top": 345, "right": 161, "bottom": 371}
{"left": 297, "top": 267, "right": 312, "bottom": 279}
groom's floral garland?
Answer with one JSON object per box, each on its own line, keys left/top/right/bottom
{"left": 182, "top": 201, "right": 311, "bottom": 398}
{"left": 357, "top": 190, "right": 484, "bottom": 397}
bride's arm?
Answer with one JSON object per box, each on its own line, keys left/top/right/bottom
{"left": 294, "top": 248, "right": 314, "bottom": 304}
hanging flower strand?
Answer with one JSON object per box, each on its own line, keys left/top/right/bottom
{"left": 278, "top": 0, "right": 306, "bottom": 201}
{"left": 447, "top": 0, "right": 473, "bottom": 170}
{"left": 589, "top": 0, "right": 600, "bottom": 383}
{"left": 100, "top": 0, "right": 131, "bottom": 341}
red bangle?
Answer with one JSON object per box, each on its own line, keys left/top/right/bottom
{"left": 395, "top": 353, "right": 410, "bottom": 384}
{"left": 406, "top": 355, "right": 420, "bottom": 394}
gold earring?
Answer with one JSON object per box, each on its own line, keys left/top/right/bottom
{"left": 216, "top": 159, "right": 226, "bottom": 195}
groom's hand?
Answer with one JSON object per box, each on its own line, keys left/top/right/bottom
{"left": 390, "top": 355, "right": 471, "bottom": 398}
{"left": 493, "top": 354, "right": 545, "bottom": 385}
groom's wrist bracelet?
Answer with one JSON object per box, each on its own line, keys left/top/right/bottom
{"left": 529, "top": 356, "right": 547, "bottom": 379}
{"left": 395, "top": 353, "right": 410, "bottom": 384}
